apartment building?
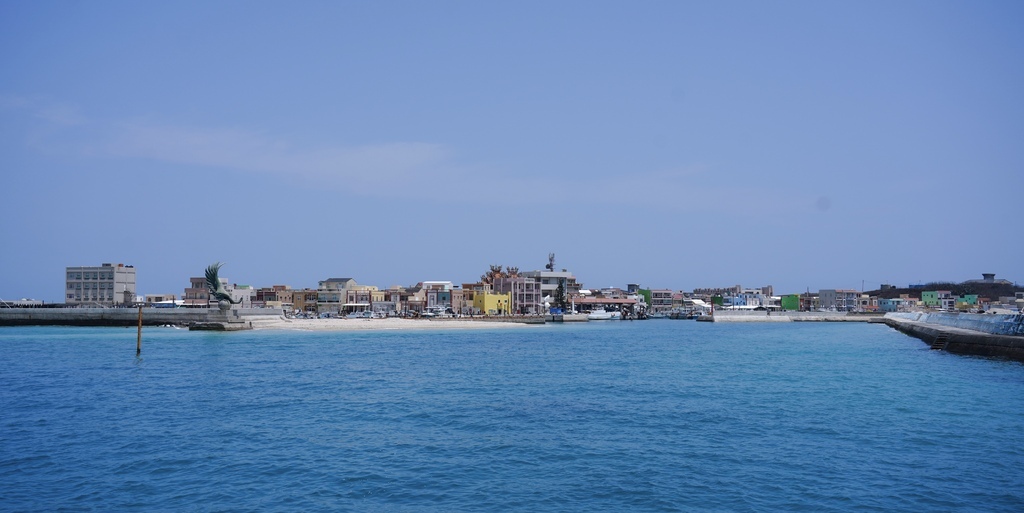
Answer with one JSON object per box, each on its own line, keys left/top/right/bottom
{"left": 649, "top": 289, "right": 674, "bottom": 313}
{"left": 255, "top": 285, "right": 291, "bottom": 307}
{"left": 184, "top": 276, "right": 211, "bottom": 307}
{"left": 317, "top": 278, "right": 359, "bottom": 314}
{"left": 492, "top": 276, "right": 543, "bottom": 314}
{"left": 344, "top": 287, "right": 375, "bottom": 312}
{"left": 799, "top": 293, "right": 819, "bottom": 312}
{"left": 521, "top": 270, "right": 582, "bottom": 302}
{"left": 145, "top": 294, "right": 177, "bottom": 304}
{"left": 65, "top": 263, "right": 136, "bottom": 306}
{"left": 292, "top": 288, "right": 319, "bottom": 313}
{"left": 229, "top": 284, "right": 254, "bottom": 308}
{"left": 818, "top": 289, "right": 859, "bottom": 311}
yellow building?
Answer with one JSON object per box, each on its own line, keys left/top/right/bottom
{"left": 473, "top": 291, "right": 512, "bottom": 315}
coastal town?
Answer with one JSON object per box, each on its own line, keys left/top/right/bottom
{"left": 10, "top": 255, "right": 1021, "bottom": 319}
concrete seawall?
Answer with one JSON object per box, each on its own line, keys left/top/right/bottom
{"left": 0, "top": 308, "right": 283, "bottom": 328}
{"left": 699, "top": 311, "right": 881, "bottom": 322}
{"left": 883, "top": 312, "right": 1024, "bottom": 361}
{"left": 885, "top": 312, "right": 1024, "bottom": 337}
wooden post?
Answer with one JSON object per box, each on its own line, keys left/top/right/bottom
{"left": 136, "top": 305, "right": 143, "bottom": 355}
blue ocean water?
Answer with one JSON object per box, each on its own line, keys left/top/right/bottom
{"left": 2, "top": 321, "right": 1023, "bottom": 512}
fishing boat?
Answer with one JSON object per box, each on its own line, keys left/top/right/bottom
{"left": 587, "top": 308, "right": 622, "bottom": 320}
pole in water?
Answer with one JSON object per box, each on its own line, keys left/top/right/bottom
{"left": 136, "top": 304, "right": 143, "bottom": 355}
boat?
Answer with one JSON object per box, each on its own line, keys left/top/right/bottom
{"left": 587, "top": 308, "right": 622, "bottom": 320}
{"left": 420, "top": 306, "right": 452, "bottom": 318}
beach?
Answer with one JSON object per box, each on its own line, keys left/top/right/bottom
{"left": 247, "top": 315, "right": 535, "bottom": 331}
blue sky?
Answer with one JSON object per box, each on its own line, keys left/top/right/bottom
{"left": 2, "top": 1, "right": 1022, "bottom": 301}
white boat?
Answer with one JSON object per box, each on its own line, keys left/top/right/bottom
{"left": 587, "top": 309, "right": 622, "bottom": 320}
{"left": 420, "top": 307, "right": 452, "bottom": 318}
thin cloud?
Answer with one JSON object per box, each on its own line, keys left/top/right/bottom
{"left": 95, "top": 122, "right": 728, "bottom": 209}
{"left": 0, "top": 94, "right": 84, "bottom": 125}
{"left": 9, "top": 97, "right": 736, "bottom": 209}
{"left": 105, "top": 122, "right": 452, "bottom": 193}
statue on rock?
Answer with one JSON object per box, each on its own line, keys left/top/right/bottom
{"left": 206, "top": 262, "right": 242, "bottom": 311}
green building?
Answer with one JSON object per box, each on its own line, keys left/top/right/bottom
{"left": 921, "top": 291, "right": 939, "bottom": 306}
{"left": 638, "top": 289, "right": 652, "bottom": 308}
{"left": 781, "top": 294, "right": 800, "bottom": 311}
{"left": 956, "top": 294, "right": 979, "bottom": 310}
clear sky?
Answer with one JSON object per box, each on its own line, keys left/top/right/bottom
{"left": 2, "top": 1, "right": 1022, "bottom": 302}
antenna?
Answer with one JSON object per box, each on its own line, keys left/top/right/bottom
{"left": 546, "top": 253, "right": 555, "bottom": 271}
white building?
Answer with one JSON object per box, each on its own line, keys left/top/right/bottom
{"left": 226, "top": 284, "right": 254, "bottom": 308}
{"left": 65, "top": 263, "right": 136, "bottom": 306}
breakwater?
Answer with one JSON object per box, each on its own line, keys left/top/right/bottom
{"left": 883, "top": 312, "right": 1024, "bottom": 361}
{"left": 0, "top": 307, "right": 283, "bottom": 328}
{"left": 886, "top": 311, "right": 1024, "bottom": 336}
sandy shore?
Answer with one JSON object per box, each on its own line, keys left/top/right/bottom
{"left": 248, "top": 316, "right": 536, "bottom": 332}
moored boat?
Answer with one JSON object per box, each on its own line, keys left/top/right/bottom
{"left": 587, "top": 309, "right": 622, "bottom": 320}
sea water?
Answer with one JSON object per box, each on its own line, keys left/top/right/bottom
{"left": 1, "top": 321, "right": 1023, "bottom": 512}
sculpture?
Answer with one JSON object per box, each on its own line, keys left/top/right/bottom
{"left": 206, "top": 262, "right": 242, "bottom": 310}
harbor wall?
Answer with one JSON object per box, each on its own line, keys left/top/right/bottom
{"left": 882, "top": 312, "right": 1024, "bottom": 361}
{"left": 0, "top": 308, "right": 283, "bottom": 327}
{"left": 702, "top": 311, "right": 879, "bottom": 322}
{"left": 885, "top": 312, "right": 1024, "bottom": 337}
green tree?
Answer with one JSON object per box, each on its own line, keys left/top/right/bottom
{"left": 555, "top": 281, "right": 568, "bottom": 311}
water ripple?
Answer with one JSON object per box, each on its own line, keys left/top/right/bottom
{"left": 1, "top": 324, "right": 1023, "bottom": 512}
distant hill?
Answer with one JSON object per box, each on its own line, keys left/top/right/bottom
{"left": 866, "top": 281, "right": 1023, "bottom": 300}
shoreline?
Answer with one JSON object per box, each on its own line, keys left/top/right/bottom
{"left": 0, "top": 308, "right": 543, "bottom": 331}
{"left": 696, "top": 311, "right": 882, "bottom": 322}
{"left": 248, "top": 316, "right": 538, "bottom": 332}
